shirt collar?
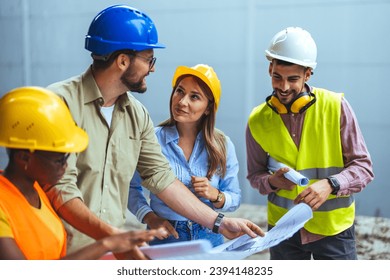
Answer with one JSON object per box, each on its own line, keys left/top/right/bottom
{"left": 82, "top": 66, "right": 131, "bottom": 110}
{"left": 82, "top": 66, "right": 103, "bottom": 105}
{"left": 163, "top": 125, "right": 203, "bottom": 144}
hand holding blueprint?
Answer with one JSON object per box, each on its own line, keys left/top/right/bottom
{"left": 268, "top": 156, "right": 309, "bottom": 186}
{"left": 141, "top": 203, "right": 313, "bottom": 260}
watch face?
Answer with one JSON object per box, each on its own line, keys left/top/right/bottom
{"left": 328, "top": 177, "right": 340, "bottom": 194}
{"left": 330, "top": 177, "right": 340, "bottom": 187}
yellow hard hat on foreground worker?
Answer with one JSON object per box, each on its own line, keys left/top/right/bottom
{"left": 0, "top": 86, "right": 88, "bottom": 153}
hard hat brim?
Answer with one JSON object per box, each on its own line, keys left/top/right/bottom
{"left": 265, "top": 50, "right": 317, "bottom": 69}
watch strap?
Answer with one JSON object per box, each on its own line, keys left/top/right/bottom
{"left": 327, "top": 176, "right": 340, "bottom": 195}
{"left": 212, "top": 213, "right": 224, "bottom": 233}
{"left": 211, "top": 190, "right": 223, "bottom": 203}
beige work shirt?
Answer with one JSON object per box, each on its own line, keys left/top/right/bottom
{"left": 45, "top": 67, "right": 175, "bottom": 252}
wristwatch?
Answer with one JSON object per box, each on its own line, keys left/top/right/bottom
{"left": 211, "top": 190, "right": 224, "bottom": 203}
{"left": 327, "top": 176, "right": 340, "bottom": 195}
{"left": 212, "top": 213, "right": 224, "bottom": 233}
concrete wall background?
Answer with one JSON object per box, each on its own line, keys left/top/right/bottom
{"left": 1, "top": 0, "right": 389, "bottom": 217}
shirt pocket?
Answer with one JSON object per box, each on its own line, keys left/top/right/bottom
{"left": 110, "top": 136, "right": 141, "bottom": 175}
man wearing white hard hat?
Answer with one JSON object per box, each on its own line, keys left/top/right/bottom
{"left": 246, "top": 27, "right": 374, "bottom": 259}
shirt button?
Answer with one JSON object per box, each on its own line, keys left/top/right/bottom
{"left": 292, "top": 134, "right": 296, "bottom": 137}
{"left": 104, "top": 184, "right": 108, "bottom": 189}
{"left": 102, "top": 209, "right": 106, "bottom": 213}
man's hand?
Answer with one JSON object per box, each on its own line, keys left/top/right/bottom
{"left": 294, "top": 179, "right": 332, "bottom": 210}
{"left": 268, "top": 167, "right": 295, "bottom": 190}
{"left": 219, "top": 217, "right": 265, "bottom": 240}
{"left": 143, "top": 212, "right": 179, "bottom": 240}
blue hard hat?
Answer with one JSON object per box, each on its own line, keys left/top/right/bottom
{"left": 85, "top": 5, "right": 165, "bottom": 57}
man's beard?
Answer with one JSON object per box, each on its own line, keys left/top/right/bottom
{"left": 275, "top": 89, "right": 298, "bottom": 105}
{"left": 120, "top": 67, "right": 147, "bottom": 93}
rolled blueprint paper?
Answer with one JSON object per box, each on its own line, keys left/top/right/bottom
{"left": 268, "top": 157, "right": 309, "bottom": 186}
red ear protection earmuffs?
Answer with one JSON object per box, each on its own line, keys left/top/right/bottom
{"left": 266, "top": 91, "right": 316, "bottom": 114}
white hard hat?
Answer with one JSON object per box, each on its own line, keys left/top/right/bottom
{"left": 265, "top": 27, "right": 317, "bottom": 69}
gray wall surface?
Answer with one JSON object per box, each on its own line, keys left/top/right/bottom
{"left": 1, "top": 0, "right": 389, "bottom": 217}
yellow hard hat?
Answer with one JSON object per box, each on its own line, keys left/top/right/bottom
{"left": 172, "top": 64, "right": 221, "bottom": 111}
{"left": 0, "top": 86, "right": 88, "bottom": 153}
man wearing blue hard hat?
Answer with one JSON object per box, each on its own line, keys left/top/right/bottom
{"left": 45, "top": 5, "right": 264, "bottom": 259}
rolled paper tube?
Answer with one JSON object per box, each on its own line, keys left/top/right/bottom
{"left": 268, "top": 157, "right": 309, "bottom": 187}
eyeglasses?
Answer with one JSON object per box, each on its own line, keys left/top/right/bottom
{"left": 132, "top": 53, "right": 157, "bottom": 70}
{"left": 33, "top": 152, "right": 70, "bottom": 167}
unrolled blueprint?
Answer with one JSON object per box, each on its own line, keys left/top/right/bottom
{"left": 141, "top": 203, "right": 313, "bottom": 260}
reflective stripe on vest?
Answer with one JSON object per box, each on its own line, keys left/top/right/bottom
{"left": 248, "top": 87, "right": 355, "bottom": 236}
{"left": 300, "top": 167, "right": 343, "bottom": 180}
{"left": 269, "top": 192, "right": 354, "bottom": 211}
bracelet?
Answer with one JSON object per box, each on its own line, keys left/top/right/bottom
{"left": 212, "top": 213, "right": 224, "bottom": 233}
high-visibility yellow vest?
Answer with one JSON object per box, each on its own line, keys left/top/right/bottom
{"left": 248, "top": 88, "right": 355, "bottom": 236}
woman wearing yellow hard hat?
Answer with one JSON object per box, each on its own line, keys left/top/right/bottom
{"left": 0, "top": 86, "right": 164, "bottom": 259}
{"left": 129, "top": 64, "right": 241, "bottom": 247}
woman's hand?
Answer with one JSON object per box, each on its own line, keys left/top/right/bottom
{"left": 191, "top": 175, "right": 217, "bottom": 200}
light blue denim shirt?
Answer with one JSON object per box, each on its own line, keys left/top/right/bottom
{"left": 128, "top": 125, "right": 241, "bottom": 222}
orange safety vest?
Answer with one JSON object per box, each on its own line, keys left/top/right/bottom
{"left": 0, "top": 175, "right": 67, "bottom": 259}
